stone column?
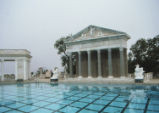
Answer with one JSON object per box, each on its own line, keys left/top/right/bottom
{"left": 28, "top": 60, "right": 31, "bottom": 79}
{"left": 97, "top": 49, "right": 102, "bottom": 78}
{"left": 120, "top": 47, "right": 125, "bottom": 78}
{"left": 69, "top": 52, "right": 73, "bottom": 77}
{"left": 108, "top": 48, "right": 113, "bottom": 78}
{"left": 78, "top": 51, "right": 82, "bottom": 78}
{"left": 24, "top": 59, "right": 27, "bottom": 80}
{"left": 87, "top": 50, "right": 92, "bottom": 78}
{"left": 15, "top": 59, "right": 18, "bottom": 80}
{"left": 1, "top": 59, "right": 4, "bottom": 81}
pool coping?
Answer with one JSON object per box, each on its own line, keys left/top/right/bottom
{"left": 0, "top": 78, "right": 159, "bottom": 85}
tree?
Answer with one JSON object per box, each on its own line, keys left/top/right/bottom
{"left": 129, "top": 38, "right": 148, "bottom": 73}
{"left": 146, "top": 35, "right": 159, "bottom": 75}
{"left": 128, "top": 52, "right": 136, "bottom": 73}
{"left": 128, "top": 35, "right": 159, "bottom": 77}
{"left": 54, "top": 36, "right": 70, "bottom": 73}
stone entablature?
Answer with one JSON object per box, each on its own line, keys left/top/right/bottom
{"left": 65, "top": 25, "right": 130, "bottom": 78}
{"left": 66, "top": 35, "right": 128, "bottom": 52}
{"left": 0, "top": 49, "right": 31, "bottom": 58}
{"left": 0, "top": 49, "right": 32, "bottom": 81}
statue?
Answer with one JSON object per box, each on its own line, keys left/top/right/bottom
{"left": 134, "top": 64, "right": 144, "bottom": 83}
{"left": 50, "top": 67, "right": 59, "bottom": 83}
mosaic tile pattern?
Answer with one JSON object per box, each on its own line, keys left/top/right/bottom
{"left": 0, "top": 83, "right": 159, "bottom": 113}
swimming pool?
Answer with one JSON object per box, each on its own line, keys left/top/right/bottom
{"left": 0, "top": 83, "right": 159, "bottom": 113}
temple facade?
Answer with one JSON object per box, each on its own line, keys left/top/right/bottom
{"left": 65, "top": 25, "right": 130, "bottom": 78}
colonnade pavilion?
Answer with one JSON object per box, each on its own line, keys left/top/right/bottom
{"left": 65, "top": 25, "right": 130, "bottom": 78}
{"left": 0, "top": 49, "right": 31, "bottom": 81}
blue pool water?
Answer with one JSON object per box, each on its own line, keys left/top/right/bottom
{"left": 0, "top": 83, "right": 159, "bottom": 113}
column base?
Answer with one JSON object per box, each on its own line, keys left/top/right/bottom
{"left": 23, "top": 78, "right": 27, "bottom": 81}
{"left": 108, "top": 76, "right": 113, "bottom": 79}
{"left": 1, "top": 78, "right": 4, "bottom": 81}
{"left": 97, "top": 76, "right": 102, "bottom": 79}
{"left": 120, "top": 76, "right": 127, "bottom": 80}
{"left": 88, "top": 76, "right": 92, "bottom": 79}
{"left": 78, "top": 76, "right": 82, "bottom": 79}
{"left": 120, "top": 76, "right": 126, "bottom": 79}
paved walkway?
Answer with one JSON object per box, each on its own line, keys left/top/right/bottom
{"left": 59, "top": 78, "right": 159, "bottom": 84}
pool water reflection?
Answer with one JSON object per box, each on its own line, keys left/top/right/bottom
{"left": 0, "top": 83, "right": 159, "bottom": 113}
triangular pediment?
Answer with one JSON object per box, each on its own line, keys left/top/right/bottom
{"left": 69, "top": 25, "right": 126, "bottom": 42}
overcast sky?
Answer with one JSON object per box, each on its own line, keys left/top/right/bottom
{"left": 0, "top": 0, "right": 159, "bottom": 72}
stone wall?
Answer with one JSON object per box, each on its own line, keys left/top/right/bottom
{"left": 112, "top": 49, "right": 120, "bottom": 77}
{"left": 91, "top": 51, "right": 98, "bottom": 77}
{"left": 81, "top": 52, "right": 88, "bottom": 77}
{"left": 101, "top": 50, "right": 108, "bottom": 77}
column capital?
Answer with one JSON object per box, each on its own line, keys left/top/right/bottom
{"left": 67, "top": 52, "right": 72, "bottom": 56}
{"left": 87, "top": 50, "right": 91, "bottom": 54}
{"left": 78, "top": 51, "right": 81, "bottom": 55}
{"left": 23, "top": 59, "right": 27, "bottom": 62}
{"left": 97, "top": 49, "right": 101, "bottom": 53}
{"left": 108, "top": 48, "right": 111, "bottom": 52}
{"left": 0, "top": 59, "right": 4, "bottom": 62}
{"left": 119, "top": 47, "right": 124, "bottom": 51}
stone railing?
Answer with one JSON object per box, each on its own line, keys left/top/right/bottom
{"left": 0, "top": 74, "right": 15, "bottom": 81}
{"left": 144, "top": 72, "right": 153, "bottom": 81}
{"left": 128, "top": 72, "right": 153, "bottom": 81}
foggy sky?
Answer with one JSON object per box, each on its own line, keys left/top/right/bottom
{"left": 0, "top": 0, "right": 159, "bottom": 72}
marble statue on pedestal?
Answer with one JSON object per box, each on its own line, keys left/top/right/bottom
{"left": 50, "top": 67, "right": 59, "bottom": 83}
{"left": 134, "top": 64, "right": 144, "bottom": 83}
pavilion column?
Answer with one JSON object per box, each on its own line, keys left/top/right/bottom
{"left": 69, "top": 52, "right": 73, "bottom": 77}
{"left": 120, "top": 47, "right": 125, "bottom": 78}
{"left": 1, "top": 59, "right": 4, "bottom": 81}
{"left": 24, "top": 59, "right": 27, "bottom": 80}
{"left": 78, "top": 51, "right": 82, "bottom": 78}
{"left": 87, "top": 50, "right": 92, "bottom": 78}
{"left": 15, "top": 59, "right": 18, "bottom": 80}
{"left": 108, "top": 48, "right": 113, "bottom": 78}
{"left": 28, "top": 60, "right": 31, "bottom": 79}
{"left": 97, "top": 49, "right": 102, "bottom": 78}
